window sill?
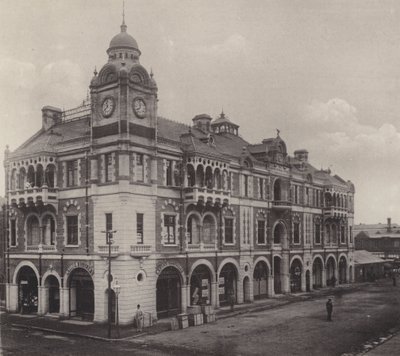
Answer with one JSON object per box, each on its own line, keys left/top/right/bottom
{"left": 162, "top": 243, "right": 179, "bottom": 247}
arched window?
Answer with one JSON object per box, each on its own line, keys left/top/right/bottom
{"left": 214, "top": 168, "right": 221, "bottom": 190}
{"left": 196, "top": 165, "right": 204, "bottom": 187}
{"left": 203, "top": 215, "right": 216, "bottom": 244}
{"left": 273, "top": 179, "right": 281, "bottom": 201}
{"left": 10, "top": 169, "right": 16, "bottom": 190}
{"left": 45, "top": 164, "right": 56, "bottom": 188}
{"left": 187, "top": 214, "right": 200, "bottom": 244}
{"left": 187, "top": 164, "right": 196, "bottom": 187}
{"left": 18, "top": 167, "right": 26, "bottom": 190}
{"left": 274, "top": 222, "right": 286, "bottom": 244}
{"left": 36, "top": 164, "right": 44, "bottom": 188}
{"left": 42, "top": 215, "right": 56, "bottom": 245}
{"left": 27, "top": 166, "right": 35, "bottom": 188}
{"left": 66, "top": 206, "right": 79, "bottom": 245}
{"left": 27, "top": 215, "right": 40, "bottom": 245}
{"left": 205, "top": 166, "right": 213, "bottom": 189}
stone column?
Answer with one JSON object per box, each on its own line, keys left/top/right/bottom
{"left": 7, "top": 283, "right": 19, "bottom": 312}
{"left": 268, "top": 275, "right": 274, "bottom": 297}
{"left": 211, "top": 281, "right": 218, "bottom": 308}
{"left": 281, "top": 252, "right": 290, "bottom": 293}
{"left": 301, "top": 270, "right": 307, "bottom": 292}
{"left": 237, "top": 276, "right": 244, "bottom": 304}
{"left": 181, "top": 285, "right": 188, "bottom": 314}
{"left": 38, "top": 286, "right": 47, "bottom": 315}
{"left": 151, "top": 156, "right": 158, "bottom": 184}
{"left": 322, "top": 267, "right": 327, "bottom": 288}
{"left": 60, "top": 287, "right": 70, "bottom": 317}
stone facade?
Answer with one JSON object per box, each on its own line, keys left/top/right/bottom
{"left": 3, "top": 19, "right": 355, "bottom": 325}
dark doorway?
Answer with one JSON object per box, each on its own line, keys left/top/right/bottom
{"left": 219, "top": 263, "right": 237, "bottom": 306}
{"left": 312, "top": 258, "right": 323, "bottom": 288}
{"left": 156, "top": 267, "right": 181, "bottom": 319}
{"left": 306, "top": 270, "right": 311, "bottom": 292}
{"left": 253, "top": 261, "right": 269, "bottom": 300}
{"left": 339, "top": 257, "right": 347, "bottom": 284}
{"left": 69, "top": 268, "right": 94, "bottom": 321}
{"left": 190, "top": 265, "right": 211, "bottom": 306}
{"left": 18, "top": 266, "right": 38, "bottom": 314}
{"left": 290, "top": 259, "right": 302, "bottom": 293}
{"left": 46, "top": 275, "right": 60, "bottom": 313}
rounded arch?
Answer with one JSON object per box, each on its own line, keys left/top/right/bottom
{"left": 42, "top": 270, "right": 62, "bottom": 287}
{"left": 273, "top": 178, "right": 282, "bottom": 201}
{"left": 189, "top": 262, "right": 214, "bottom": 306}
{"left": 196, "top": 164, "right": 204, "bottom": 187}
{"left": 217, "top": 257, "right": 240, "bottom": 276}
{"left": 45, "top": 164, "right": 56, "bottom": 188}
{"left": 189, "top": 259, "right": 216, "bottom": 282}
{"left": 326, "top": 255, "right": 337, "bottom": 286}
{"left": 338, "top": 253, "right": 348, "bottom": 263}
{"left": 202, "top": 212, "right": 217, "bottom": 244}
{"left": 312, "top": 254, "right": 325, "bottom": 267}
{"left": 253, "top": 258, "right": 270, "bottom": 300}
{"left": 156, "top": 264, "right": 185, "bottom": 285}
{"left": 290, "top": 255, "right": 304, "bottom": 268}
{"left": 253, "top": 256, "right": 272, "bottom": 272}
{"left": 25, "top": 212, "right": 40, "bottom": 246}
{"left": 67, "top": 267, "right": 94, "bottom": 320}
{"left": 272, "top": 220, "right": 287, "bottom": 244}
{"left": 186, "top": 164, "right": 196, "bottom": 187}
{"left": 98, "top": 64, "right": 118, "bottom": 84}
{"left": 325, "top": 254, "right": 337, "bottom": 267}
{"left": 13, "top": 261, "right": 40, "bottom": 285}
{"left": 18, "top": 166, "right": 26, "bottom": 189}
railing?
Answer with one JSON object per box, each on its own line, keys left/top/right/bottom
{"left": 323, "top": 206, "right": 348, "bottom": 217}
{"left": 26, "top": 244, "right": 57, "bottom": 252}
{"left": 130, "top": 245, "right": 152, "bottom": 257}
{"left": 9, "top": 186, "right": 59, "bottom": 207}
{"left": 272, "top": 200, "right": 292, "bottom": 208}
{"left": 186, "top": 242, "right": 217, "bottom": 252}
{"left": 97, "top": 245, "right": 119, "bottom": 256}
{"left": 62, "top": 101, "right": 91, "bottom": 123}
{"left": 184, "top": 186, "right": 230, "bottom": 205}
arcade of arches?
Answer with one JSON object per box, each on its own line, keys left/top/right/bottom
{"left": 9, "top": 265, "right": 95, "bottom": 321}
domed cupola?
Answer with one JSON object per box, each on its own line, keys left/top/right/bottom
{"left": 106, "top": 15, "right": 141, "bottom": 64}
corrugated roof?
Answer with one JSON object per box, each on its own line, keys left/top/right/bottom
{"left": 354, "top": 250, "right": 385, "bottom": 265}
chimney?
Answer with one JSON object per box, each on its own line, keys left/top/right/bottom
{"left": 42, "top": 106, "right": 62, "bottom": 131}
{"left": 387, "top": 217, "right": 392, "bottom": 233}
{"left": 294, "top": 149, "right": 309, "bottom": 163}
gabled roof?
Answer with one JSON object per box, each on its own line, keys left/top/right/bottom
{"left": 354, "top": 250, "right": 385, "bottom": 265}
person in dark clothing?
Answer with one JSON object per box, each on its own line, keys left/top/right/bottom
{"left": 326, "top": 298, "right": 333, "bottom": 321}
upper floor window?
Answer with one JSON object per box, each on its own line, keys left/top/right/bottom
{"left": 66, "top": 215, "right": 78, "bottom": 245}
{"left": 105, "top": 154, "right": 113, "bottom": 182}
{"left": 67, "top": 160, "right": 78, "bottom": 187}
{"left": 349, "top": 226, "right": 353, "bottom": 243}
{"left": 164, "top": 214, "right": 176, "bottom": 244}
{"left": 244, "top": 175, "right": 249, "bottom": 197}
{"left": 43, "top": 215, "right": 56, "bottom": 245}
{"left": 257, "top": 220, "right": 265, "bottom": 244}
{"left": 137, "top": 213, "right": 144, "bottom": 244}
{"left": 315, "top": 222, "right": 321, "bottom": 244}
{"left": 27, "top": 215, "right": 40, "bottom": 245}
{"left": 273, "top": 223, "right": 285, "bottom": 244}
{"left": 166, "top": 160, "right": 173, "bottom": 186}
{"left": 340, "top": 225, "right": 346, "bottom": 244}
{"left": 136, "top": 154, "right": 144, "bottom": 182}
{"left": 259, "top": 178, "right": 264, "bottom": 199}
{"left": 10, "top": 219, "right": 16, "bottom": 246}
{"left": 293, "top": 222, "right": 300, "bottom": 244}
{"left": 224, "top": 218, "right": 234, "bottom": 244}
{"left": 105, "top": 213, "right": 113, "bottom": 231}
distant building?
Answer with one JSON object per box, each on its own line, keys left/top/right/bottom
{"left": 354, "top": 218, "right": 400, "bottom": 259}
{"left": 353, "top": 250, "right": 385, "bottom": 282}
{"left": 0, "top": 197, "right": 6, "bottom": 305}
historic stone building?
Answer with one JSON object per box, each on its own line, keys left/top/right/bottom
{"left": 3, "top": 19, "right": 355, "bottom": 324}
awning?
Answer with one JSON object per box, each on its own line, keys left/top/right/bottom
{"left": 354, "top": 250, "right": 385, "bottom": 265}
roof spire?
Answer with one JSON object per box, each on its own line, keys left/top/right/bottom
{"left": 121, "top": 0, "right": 127, "bottom": 32}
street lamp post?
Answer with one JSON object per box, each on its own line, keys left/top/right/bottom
{"left": 102, "top": 229, "right": 116, "bottom": 339}
{"left": 114, "top": 280, "right": 120, "bottom": 339}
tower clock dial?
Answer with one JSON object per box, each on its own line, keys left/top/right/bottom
{"left": 102, "top": 97, "right": 115, "bottom": 117}
{"left": 133, "top": 98, "right": 146, "bottom": 118}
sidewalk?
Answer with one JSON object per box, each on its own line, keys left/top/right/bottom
{"left": 0, "top": 282, "right": 365, "bottom": 342}
{"left": 365, "top": 331, "right": 400, "bottom": 355}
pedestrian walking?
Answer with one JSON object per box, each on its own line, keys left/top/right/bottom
{"left": 135, "top": 304, "right": 144, "bottom": 332}
{"left": 326, "top": 298, "right": 333, "bottom": 321}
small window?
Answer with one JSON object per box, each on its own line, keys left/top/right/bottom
{"left": 224, "top": 218, "right": 234, "bottom": 244}
{"left": 105, "top": 153, "right": 113, "bottom": 182}
{"left": 259, "top": 178, "right": 263, "bottom": 199}
{"left": 10, "top": 219, "right": 16, "bottom": 246}
{"left": 67, "top": 216, "right": 78, "bottom": 245}
{"left": 67, "top": 160, "right": 78, "bottom": 187}
{"left": 166, "top": 160, "right": 173, "bottom": 186}
{"left": 244, "top": 175, "right": 248, "bottom": 197}
{"left": 187, "top": 216, "right": 193, "bottom": 244}
{"left": 349, "top": 227, "right": 353, "bottom": 243}
{"left": 137, "top": 213, "right": 144, "bottom": 244}
{"left": 257, "top": 220, "right": 265, "bottom": 244}
{"left": 136, "top": 154, "right": 144, "bottom": 182}
{"left": 341, "top": 226, "right": 346, "bottom": 244}
{"left": 164, "top": 215, "right": 176, "bottom": 244}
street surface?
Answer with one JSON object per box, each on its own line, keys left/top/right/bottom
{"left": 1, "top": 280, "right": 400, "bottom": 355}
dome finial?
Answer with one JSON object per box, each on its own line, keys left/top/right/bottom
{"left": 121, "top": 0, "right": 127, "bottom": 32}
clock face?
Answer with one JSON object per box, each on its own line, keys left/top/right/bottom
{"left": 102, "top": 97, "right": 115, "bottom": 117}
{"left": 133, "top": 98, "right": 146, "bottom": 118}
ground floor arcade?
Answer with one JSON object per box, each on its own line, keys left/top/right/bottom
{"left": 5, "top": 251, "right": 354, "bottom": 324}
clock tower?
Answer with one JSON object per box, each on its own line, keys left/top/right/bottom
{"left": 90, "top": 17, "right": 158, "bottom": 143}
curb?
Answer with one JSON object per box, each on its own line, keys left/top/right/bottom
{"left": 10, "top": 323, "right": 147, "bottom": 343}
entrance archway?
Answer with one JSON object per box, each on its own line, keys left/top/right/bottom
{"left": 253, "top": 261, "right": 269, "bottom": 300}
{"left": 312, "top": 258, "right": 323, "bottom": 288}
{"left": 290, "top": 259, "right": 302, "bottom": 293}
{"left": 68, "top": 268, "right": 94, "bottom": 321}
{"left": 156, "top": 267, "right": 182, "bottom": 319}
{"left": 190, "top": 265, "right": 212, "bottom": 305}
{"left": 44, "top": 275, "right": 60, "bottom": 314}
{"left": 274, "top": 256, "right": 282, "bottom": 294}
{"left": 326, "top": 257, "right": 336, "bottom": 286}
{"left": 339, "top": 256, "right": 347, "bottom": 284}
{"left": 17, "top": 266, "right": 38, "bottom": 314}
{"left": 219, "top": 263, "right": 237, "bottom": 306}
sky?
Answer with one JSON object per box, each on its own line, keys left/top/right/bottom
{"left": 1, "top": 0, "right": 400, "bottom": 224}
